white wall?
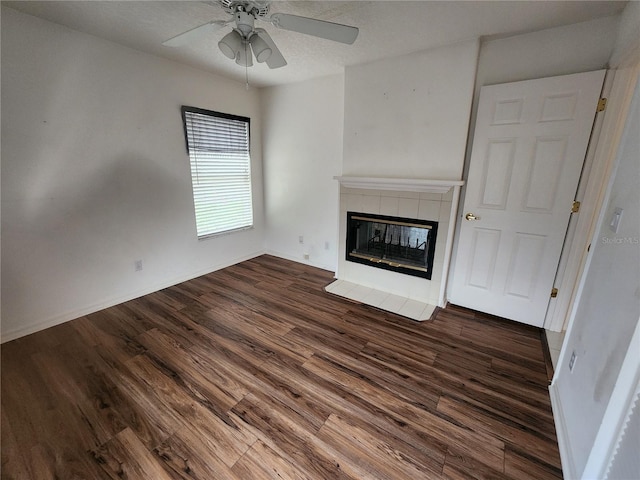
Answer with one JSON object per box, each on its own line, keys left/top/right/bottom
{"left": 555, "top": 73, "right": 639, "bottom": 479}
{"left": 477, "top": 16, "right": 619, "bottom": 89}
{"left": 1, "top": 7, "right": 265, "bottom": 341}
{"left": 610, "top": 0, "right": 640, "bottom": 68}
{"left": 261, "top": 75, "right": 344, "bottom": 271}
{"left": 343, "top": 40, "right": 479, "bottom": 180}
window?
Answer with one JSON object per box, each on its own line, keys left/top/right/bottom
{"left": 181, "top": 106, "right": 253, "bottom": 238}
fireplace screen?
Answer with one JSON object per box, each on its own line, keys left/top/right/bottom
{"left": 346, "top": 212, "right": 438, "bottom": 279}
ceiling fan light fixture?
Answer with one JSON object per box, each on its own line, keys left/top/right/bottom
{"left": 249, "top": 33, "right": 272, "bottom": 62}
{"left": 218, "top": 30, "right": 242, "bottom": 59}
{"left": 165, "top": 1, "right": 359, "bottom": 72}
{"left": 235, "top": 42, "right": 253, "bottom": 67}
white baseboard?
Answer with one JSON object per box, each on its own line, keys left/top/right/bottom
{"left": 264, "top": 249, "right": 336, "bottom": 273}
{"left": 1, "top": 250, "right": 265, "bottom": 344}
{"left": 549, "top": 382, "right": 576, "bottom": 479}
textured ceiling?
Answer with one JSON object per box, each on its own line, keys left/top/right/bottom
{"left": 3, "top": 1, "right": 627, "bottom": 87}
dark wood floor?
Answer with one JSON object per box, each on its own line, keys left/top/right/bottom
{"left": 1, "top": 255, "right": 562, "bottom": 479}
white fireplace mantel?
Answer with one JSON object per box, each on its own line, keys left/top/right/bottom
{"left": 334, "top": 176, "right": 464, "bottom": 194}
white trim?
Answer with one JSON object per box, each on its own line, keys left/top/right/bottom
{"left": 543, "top": 69, "right": 610, "bottom": 332}
{"left": 550, "top": 381, "right": 578, "bottom": 479}
{"left": 264, "top": 249, "right": 335, "bottom": 273}
{"left": 439, "top": 185, "right": 463, "bottom": 307}
{"left": 334, "top": 176, "right": 464, "bottom": 194}
{"left": 0, "top": 250, "right": 265, "bottom": 343}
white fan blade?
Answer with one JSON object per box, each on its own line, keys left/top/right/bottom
{"left": 270, "top": 13, "right": 358, "bottom": 45}
{"left": 163, "top": 20, "right": 228, "bottom": 47}
{"left": 255, "top": 29, "right": 287, "bottom": 69}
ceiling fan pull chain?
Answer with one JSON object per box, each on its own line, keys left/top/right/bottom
{"left": 245, "top": 42, "right": 250, "bottom": 90}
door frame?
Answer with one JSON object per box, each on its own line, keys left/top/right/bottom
{"left": 542, "top": 70, "right": 611, "bottom": 331}
{"left": 545, "top": 64, "right": 639, "bottom": 332}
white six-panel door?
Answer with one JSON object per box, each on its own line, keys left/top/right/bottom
{"left": 449, "top": 70, "right": 605, "bottom": 327}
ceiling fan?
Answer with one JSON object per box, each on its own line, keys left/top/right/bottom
{"left": 163, "top": 0, "right": 359, "bottom": 69}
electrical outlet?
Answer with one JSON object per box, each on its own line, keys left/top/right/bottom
{"left": 135, "top": 260, "right": 143, "bottom": 271}
{"left": 569, "top": 350, "right": 577, "bottom": 372}
{"left": 325, "top": 241, "right": 330, "bottom": 250}
{"left": 303, "top": 253, "right": 310, "bottom": 260}
{"left": 298, "top": 235, "right": 304, "bottom": 244}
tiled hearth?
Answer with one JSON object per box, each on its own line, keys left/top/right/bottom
{"left": 325, "top": 279, "right": 436, "bottom": 321}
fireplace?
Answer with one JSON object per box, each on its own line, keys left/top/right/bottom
{"left": 346, "top": 211, "right": 438, "bottom": 280}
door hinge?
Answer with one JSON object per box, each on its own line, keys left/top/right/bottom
{"left": 551, "top": 288, "right": 559, "bottom": 298}
{"left": 597, "top": 98, "right": 607, "bottom": 112}
{"left": 571, "top": 201, "right": 581, "bottom": 213}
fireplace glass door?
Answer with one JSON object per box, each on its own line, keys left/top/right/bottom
{"left": 346, "top": 212, "right": 438, "bottom": 279}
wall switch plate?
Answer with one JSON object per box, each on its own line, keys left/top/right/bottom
{"left": 134, "top": 259, "right": 143, "bottom": 271}
{"left": 609, "top": 207, "right": 623, "bottom": 233}
{"left": 569, "top": 350, "right": 577, "bottom": 372}
{"left": 298, "top": 235, "right": 304, "bottom": 244}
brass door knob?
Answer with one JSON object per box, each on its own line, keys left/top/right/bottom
{"left": 465, "top": 213, "right": 478, "bottom": 221}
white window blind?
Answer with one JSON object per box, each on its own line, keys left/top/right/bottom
{"left": 181, "top": 107, "right": 253, "bottom": 238}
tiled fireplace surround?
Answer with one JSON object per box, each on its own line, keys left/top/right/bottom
{"left": 328, "top": 177, "right": 463, "bottom": 321}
